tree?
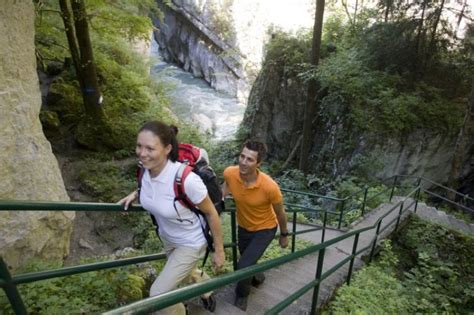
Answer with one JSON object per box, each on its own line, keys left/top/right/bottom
{"left": 59, "top": 0, "right": 106, "bottom": 124}
{"left": 58, "top": 0, "right": 81, "bottom": 89}
{"left": 447, "top": 78, "right": 474, "bottom": 201}
{"left": 299, "top": 0, "right": 326, "bottom": 173}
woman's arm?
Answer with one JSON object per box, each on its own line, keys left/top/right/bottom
{"left": 197, "top": 195, "right": 225, "bottom": 270}
{"left": 118, "top": 190, "right": 138, "bottom": 210}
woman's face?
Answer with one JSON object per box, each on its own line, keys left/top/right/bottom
{"left": 136, "top": 130, "right": 171, "bottom": 173}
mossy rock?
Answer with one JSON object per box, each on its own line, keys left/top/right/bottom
{"left": 75, "top": 118, "right": 122, "bottom": 151}
{"left": 39, "top": 110, "right": 61, "bottom": 138}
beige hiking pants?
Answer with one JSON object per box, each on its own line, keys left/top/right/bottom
{"left": 150, "top": 240, "right": 212, "bottom": 315}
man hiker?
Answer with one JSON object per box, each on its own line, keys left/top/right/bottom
{"left": 222, "top": 140, "right": 289, "bottom": 311}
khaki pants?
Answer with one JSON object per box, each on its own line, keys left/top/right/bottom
{"left": 150, "top": 241, "right": 212, "bottom": 315}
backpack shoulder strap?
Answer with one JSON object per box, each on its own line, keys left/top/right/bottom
{"left": 136, "top": 165, "right": 145, "bottom": 200}
{"left": 173, "top": 164, "right": 215, "bottom": 259}
{"left": 173, "top": 164, "right": 196, "bottom": 210}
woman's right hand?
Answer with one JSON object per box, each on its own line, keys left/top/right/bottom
{"left": 118, "top": 190, "right": 138, "bottom": 210}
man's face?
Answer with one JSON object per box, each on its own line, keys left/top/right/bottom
{"left": 238, "top": 147, "right": 260, "bottom": 176}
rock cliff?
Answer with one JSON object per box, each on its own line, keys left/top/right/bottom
{"left": 0, "top": 0, "right": 75, "bottom": 270}
{"left": 152, "top": 0, "right": 315, "bottom": 101}
{"left": 242, "top": 52, "right": 474, "bottom": 187}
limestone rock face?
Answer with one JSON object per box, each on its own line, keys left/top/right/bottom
{"left": 153, "top": 2, "right": 244, "bottom": 98}
{"left": 153, "top": 0, "right": 315, "bottom": 101}
{"left": 242, "top": 54, "right": 474, "bottom": 186}
{"left": 0, "top": 0, "right": 74, "bottom": 270}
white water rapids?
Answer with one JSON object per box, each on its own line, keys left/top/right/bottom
{"left": 149, "top": 39, "right": 245, "bottom": 141}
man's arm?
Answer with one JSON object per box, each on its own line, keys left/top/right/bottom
{"left": 273, "top": 202, "right": 289, "bottom": 248}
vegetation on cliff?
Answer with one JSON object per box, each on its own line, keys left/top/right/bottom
{"left": 36, "top": 0, "right": 176, "bottom": 151}
{"left": 242, "top": 1, "right": 472, "bottom": 179}
{"left": 328, "top": 216, "right": 474, "bottom": 313}
{"left": 264, "top": 11, "right": 471, "bottom": 137}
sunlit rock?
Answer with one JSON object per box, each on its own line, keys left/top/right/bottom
{"left": 0, "top": 0, "right": 74, "bottom": 270}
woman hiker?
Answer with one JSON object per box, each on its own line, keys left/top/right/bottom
{"left": 119, "top": 120, "right": 225, "bottom": 314}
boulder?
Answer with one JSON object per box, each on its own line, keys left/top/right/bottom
{"left": 0, "top": 0, "right": 74, "bottom": 270}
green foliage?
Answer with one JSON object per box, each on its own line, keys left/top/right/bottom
{"left": 392, "top": 217, "right": 474, "bottom": 313}
{"left": 359, "top": 20, "right": 420, "bottom": 75}
{"left": 261, "top": 7, "right": 469, "bottom": 151}
{"left": 34, "top": 0, "right": 177, "bottom": 151}
{"left": 329, "top": 241, "right": 410, "bottom": 314}
{"left": 0, "top": 258, "right": 150, "bottom": 314}
{"left": 328, "top": 217, "right": 474, "bottom": 314}
{"left": 263, "top": 30, "right": 312, "bottom": 78}
{"left": 332, "top": 177, "right": 389, "bottom": 225}
{"left": 205, "top": 0, "right": 236, "bottom": 43}
{"left": 317, "top": 47, "right": 465, "bottom": 138}
{"left": 78, "top": 158, "right": 136, "bottom": 202}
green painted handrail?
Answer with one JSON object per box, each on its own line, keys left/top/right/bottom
{"left": 281, "top": 188, "right": 344, "bottom": 201}
{"left": 105, "top": 187, "right": 420, "bottom": 315}
{"left": 2, "top": 253, "right": 166, "bottom": 287}
{"left": 0, "top": 200, "right": 144, "bottom": 212}
{"left": 424, "top": 189, "right": 474, "bottom": 213}
{"left": 2, "top": 174, "right": 471, "bottom": 314}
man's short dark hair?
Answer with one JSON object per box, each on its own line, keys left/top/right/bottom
{"left": 243, "top": 140, "right": 267, "bottom": 163}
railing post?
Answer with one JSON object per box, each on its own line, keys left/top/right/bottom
{"left": 310, "top": 247, "right": 326, "bottom": 315}
{"left": 346, "top": 233, "right": 360, "bottom": 285}
{"left": 414, "top": 177, "right": 422, "bottom": 213}
{"left": 337, "top": 200, "right": 345, "bottom": 230}
{"left": 369, "top": 220, "right": 382, "bottom": 262}
{"left": 0, "top": 258, "right": 27, "bottom": 315}
{"left": 416, "top": 177, "right": 422, "bottom": 188}
{"left": 361, "top": 187, "right": 368, "bottom": 216}
{"left": 291, "top": 210, "right": 297, "bottom": 253}
{"left": 321, "top": 211, "right": 328, "bottom": 243}
{"left": 389, "top": 176, "right": 398, "bottom": 202}
{"left": 230, "top": 210, "right": 238, "bottom": 271}
{"left": 394, "top": 202, "right": 404, "bottom": 231}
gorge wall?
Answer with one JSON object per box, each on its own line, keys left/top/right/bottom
{"left": 242, "top": 54, "right": 474, "bottom": 190}
{"left": 0, "top": 0, "right": 75, "bottom": 270}
{"left": 152, "top": 0, "right": 314, "bottom": 100}
{"left": 152, "top": 0, "right": 473, "bottom": 191}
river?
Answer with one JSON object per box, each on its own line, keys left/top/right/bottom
{"left": 149, "top": 39, "right": 245, "bottom": 141}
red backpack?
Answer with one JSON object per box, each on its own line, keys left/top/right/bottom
{"left": 176, "top": 143, "right": 202, "bottom": 167}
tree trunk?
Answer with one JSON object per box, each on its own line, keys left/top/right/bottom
{"left": 447, "top": 78, "right": 474, "bottom": 201}
{"left": 354, "top": 0, "right": 358, "bottom": 24}
{"left": 429, "top": 0, "right": 446, "bottom": 54}
{"left": 299, "top": 0, "right": 325, "bottom": 173}
{"left": 58, "top": 0, "right": 83, "bottom": 89}
{"left": 341, "top": 0, "right": 353, "bottom": 25}
{"left": 279, "top": 135, "right": 303, "bottom": 174}
{"left": 70, "top": 0, "right": 106, "bottom": 122}
{"left": 383, "top": 0, "right": 393, "bottom": 23}
{"left": 415, "top": 0, "right": 428, "bottom": 77}
{"left": 455, "top": 0, "right": 467, "bottom": 39}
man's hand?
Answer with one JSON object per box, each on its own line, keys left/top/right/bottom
{"left": 279, "top": 235, "right": 289, "bottom": 248}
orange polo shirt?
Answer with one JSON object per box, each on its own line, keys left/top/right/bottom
{"left": 223, "top": 166, "right": 283, "bottom": 231}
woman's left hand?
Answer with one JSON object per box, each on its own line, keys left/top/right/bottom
{"left": 212, "top": 249, "right": 225, "bottom": 272}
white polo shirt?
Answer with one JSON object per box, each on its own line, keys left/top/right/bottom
{"left": 140, "top": 160, "right": 208, "bottom": 247}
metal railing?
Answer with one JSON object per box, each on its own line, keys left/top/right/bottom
{"left": 282, "top": 174, "right": 473, "bottom": 230}
{"left": 1, "top": 174, "right": 472, "bottom": 314}
{"left": 104, "top": 186, "right": 422, "bottom": 314}
{"left": 0, "top": 198, "right": 328, "bottom": 314}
